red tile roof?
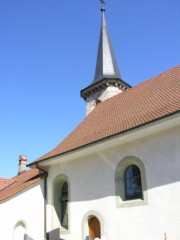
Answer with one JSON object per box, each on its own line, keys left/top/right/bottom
{"left": 0, "top": 169, "right": 47, "bottom": 202}
{"left": 33, "top": 65, "right": 180, "bottom": 163}
{"left": 0, "top": 178, "right": 17, "bottom": 191}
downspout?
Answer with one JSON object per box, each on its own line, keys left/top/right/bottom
{"left": 36, "top": 164, "right": 48, "bottom": 240}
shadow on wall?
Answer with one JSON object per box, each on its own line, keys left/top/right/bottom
{"left": 56, "top": 136, "right": 180, "bottom": 202}
{"left": 24, "top": 234, "right": 33, "bottom": 240}
{"left": 47, "top": 228, "right": 64, "bottom": 240}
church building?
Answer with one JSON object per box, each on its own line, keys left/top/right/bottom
{"left": 0, "top": 6, "right": 180, "bottom": 240}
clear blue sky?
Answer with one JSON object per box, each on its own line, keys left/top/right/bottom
{"left": 0, "top": 0, "right": 179, "bottom": 178}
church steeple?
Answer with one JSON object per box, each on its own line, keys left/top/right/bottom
{"left": 93, "top": 6, "right": 121, "bottom": 83}
{"left": 81, "top": 7, "right": 131, "bottom": 115}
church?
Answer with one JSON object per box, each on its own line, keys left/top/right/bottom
{"left": 0, "top": 6, "right": 180, "bottom": 240}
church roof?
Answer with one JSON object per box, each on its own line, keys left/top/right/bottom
{"left": 32, "top": 65, "right": 180, "bottom": 164}
{"left": 0, "top": 169, "right": 47, "bottom": 202}
{"left": 0, "top": 178, "right": 16, "bottom": 191}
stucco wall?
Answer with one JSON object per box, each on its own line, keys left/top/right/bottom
{"left": 0, "top": 181, "right": 45, "bottom": 240}
{"left": 46, "top": 123, "right": 180, "bottom": 240}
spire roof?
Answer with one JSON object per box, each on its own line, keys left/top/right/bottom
{"left": 93, "top": 7, "right": 121, "bottom": 83}
{"left": 81, "top": 7, "right": 131, "bottom": 100}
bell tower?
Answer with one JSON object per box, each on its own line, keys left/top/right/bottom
{"left": 81, "top": 7, "right": 131, "bottom": 115}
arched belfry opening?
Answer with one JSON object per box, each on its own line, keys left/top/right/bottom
{"left": 88, "top": 216, "right": 101, "bottom": 239}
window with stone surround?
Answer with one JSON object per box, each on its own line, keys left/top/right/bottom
{"left": 115, "top": 156, "right": 148, "bottom": 208}
{"left": 53, "top": 174, "right": 69, "bottom": 232}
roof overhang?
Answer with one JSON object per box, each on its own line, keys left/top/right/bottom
{"left": 28, "top": 111, "right": 180, "bottom": 168}
{"left": 81, "top": 78, "right": 131, "bottom": 100}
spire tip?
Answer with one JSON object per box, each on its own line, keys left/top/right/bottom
{"left": 99, "top": 0, "right": 105, "bottom": 11}
{"left": 101, "top": 6, "right": 105, "bottom": 12}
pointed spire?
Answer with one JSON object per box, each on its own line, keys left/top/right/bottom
{"left": 93, "top": 7, "right": 121, "bottom": 83}
{"left": 81, "top": 7, "right": 131, "bottom": 115}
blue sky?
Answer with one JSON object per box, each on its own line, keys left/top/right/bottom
{"left": 0, "top": 0, "right": 179, "bottom": 178}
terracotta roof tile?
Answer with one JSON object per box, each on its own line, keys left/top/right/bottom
{"left": 34, "top": 65, "right": 180, "bottom": 163}
{"left": 0, "top": 169, "right": 47, "bottom": 202}
{"left": 0, "top": 178, "right": 17, "bottom": 191}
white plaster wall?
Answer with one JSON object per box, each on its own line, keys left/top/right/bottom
{"left": 0, "top": 181, "right": 45, "bottom": 240}
{"left": 46, "top": 124, "right": 180, "bottom": 240}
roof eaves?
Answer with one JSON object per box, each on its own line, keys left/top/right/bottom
{"left": 0, "top": 173, "right": 47, "bottom": 203}
{"left": 27, "top": 110, "right": 180, "bottom": 167}
{"left": 81, "top": 78, "right": 131, "bottom": 98}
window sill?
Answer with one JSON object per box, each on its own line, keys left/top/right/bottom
{"left": 116, "top": 196, "right": 148, "bottom": 208}
{"left": 60, "top": 226, "right": 70, "bottom": 235}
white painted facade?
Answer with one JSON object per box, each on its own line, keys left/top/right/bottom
{"left": 1, "top": 115, "right": 179, "bottom": 240}
{"left": 0, "top": 181, "right": 45, "bottom": 240}
{"left": 1, "top": 4, "right": 179, "bottom": 239}
{"left": 40, "top": 114, "right": 180, "bottom": 240}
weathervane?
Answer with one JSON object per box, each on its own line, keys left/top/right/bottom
{"left": 99, "top": 0, "right": 106, "bottom": 5}
{"left": 99, "top": 0, "right": 105, "bottom": 12}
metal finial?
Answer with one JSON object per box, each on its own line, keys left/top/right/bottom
{"left": 99, "top": 0, "right": 106, "bottom": 7}
{"left": 101, "top": 6, "right": 105, "bottom": 12}
{"left": 99, "top": 0, "right": 106, "bottom": 4}
{"left": 99, "top": 0, "right": 105, "bottom": 12}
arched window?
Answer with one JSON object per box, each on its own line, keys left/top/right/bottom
{"left": 53, "top": 175, "right": 69, "bottom": 231}
{"left": 14, "top": 222, "right": 26, "bottom": 240}
{"left": 115, "top": 156, "right": 148, "bottom": 207}
{"left": 60, "top": 181, "right": 68, "bottom": 229}
{"left": 125, "top": 165, "right": 142, "bottom": 200}
{"left": 88, "top": 216, "right": 101, "bottom": 240}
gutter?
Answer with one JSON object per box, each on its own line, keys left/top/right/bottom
{"left": 36, "top": 164, "right": 48, "bottom": 240}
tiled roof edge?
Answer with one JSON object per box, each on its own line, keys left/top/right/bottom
{"left": 27, "top": 110, "right": 180, "bottom": 166}
{"left": 0, "top": 172, "right": 47, "bottom": 203}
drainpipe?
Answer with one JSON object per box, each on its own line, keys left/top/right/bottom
{"left": 36, "top": 164, "right": 48, "bottom": 240}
